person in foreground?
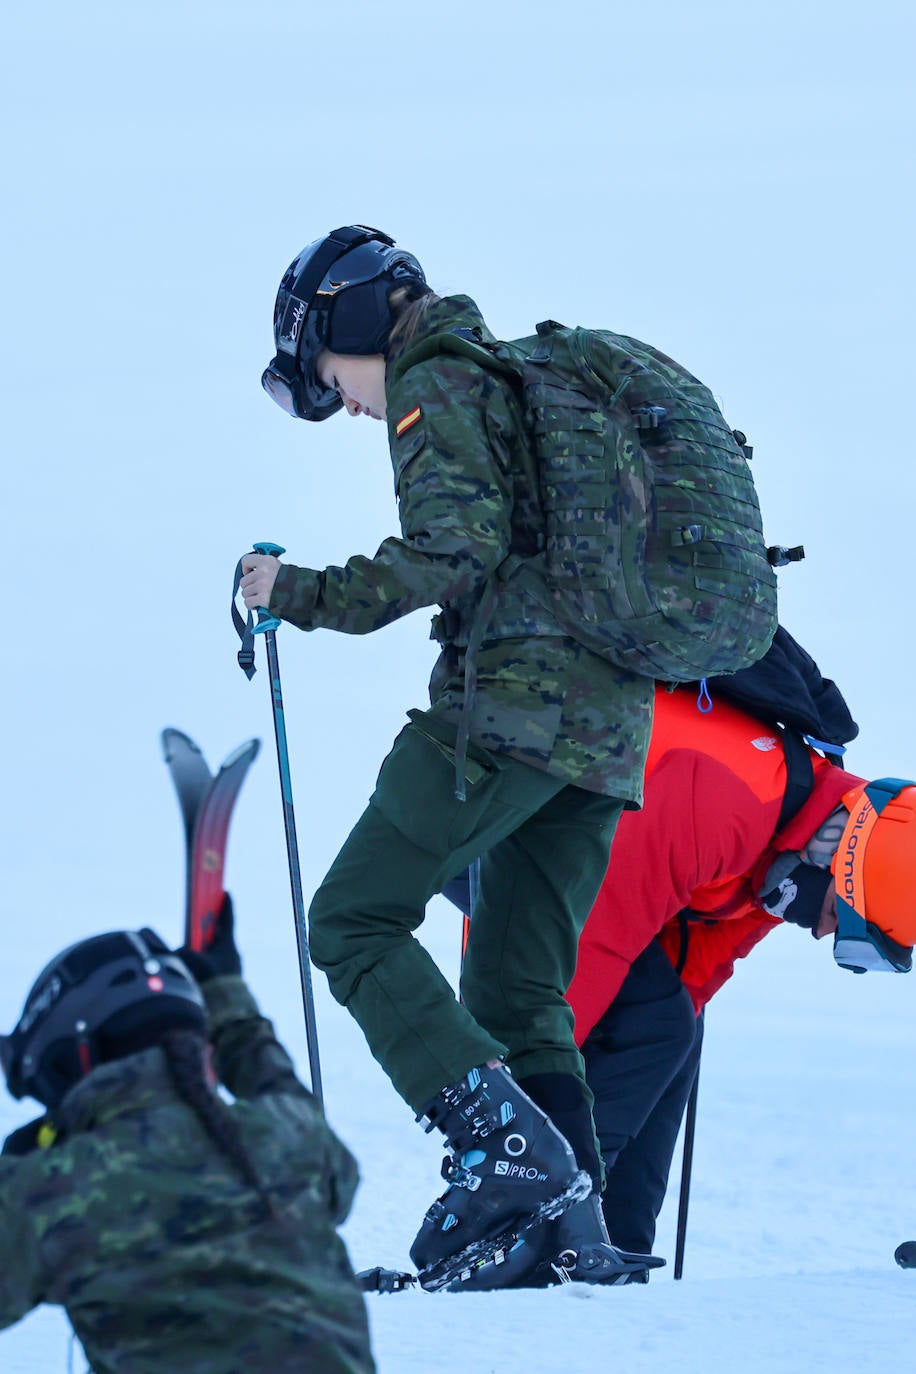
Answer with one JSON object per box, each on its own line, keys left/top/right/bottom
{"left": 0, "top": 897, "right": 376, "bottom": 1372}
{"left": 447, "top": 634, "right": 916, "bottom": 1288}
{"left": 239, "top": 221, "right": 780, "bottom": 1287}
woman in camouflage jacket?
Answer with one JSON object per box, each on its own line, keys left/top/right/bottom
{"left": 244, "top": 225, "right": 659, "bottom": 1289}
{"left": 0, "top": 897, "right": 375, "bottom": 1373}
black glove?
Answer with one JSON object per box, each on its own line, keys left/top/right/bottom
{"left": 2, "top": 1116, "right": 57, "bottom": 1157}
{"left": 176, "top": 893, "right": 243, "bottom": 983}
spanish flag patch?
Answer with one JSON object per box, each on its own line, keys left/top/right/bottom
{"left": 396, "top": 405, "right": 422, "bottom": 437}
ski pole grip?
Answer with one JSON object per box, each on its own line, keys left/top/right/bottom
{"left": 251, "top": 542, "right": 285, "bottom": 634}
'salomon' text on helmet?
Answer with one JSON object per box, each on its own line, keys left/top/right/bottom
{"left": 261, "top": 224, "right": 427, "bottom": 422}
{"left": 831, "top": 778, "right": 916, "bottom": 972}
{"left": 0, "top": 929, "right": 207, "bottom": 1109}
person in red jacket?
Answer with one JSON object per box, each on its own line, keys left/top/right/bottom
{"left": 445, "top": 650, "right": 916, "bottom": 1288}
{"left": 571, "top": 683, "right": 913, "bottom": 1267}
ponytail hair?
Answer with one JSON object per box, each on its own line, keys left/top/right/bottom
{"left": 386, "top": 283, "right": 441, "bottom": 354}
{"left": 160, "top": 1029, "right": 282, "bottom": 1222}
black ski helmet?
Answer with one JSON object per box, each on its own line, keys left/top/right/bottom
{"left": 261, "top": 224, "right": 427, "bottom": 422}
{"left": 0, "top": 929, "right": 207, "bottom": 1109}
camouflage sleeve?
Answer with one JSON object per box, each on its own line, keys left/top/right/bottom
{"left": 204, "top": 978, "right": 361, "bottom": 1224}
{"left": 0, "top": 1160, "right": 40, "bottom": 1328}
{"left": 268, "top": 356, "right": 517, "bottom": 633}
{"left": 203, "top": 975, "right": 315, "bottom": 1105}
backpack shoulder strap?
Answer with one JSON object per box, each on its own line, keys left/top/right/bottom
{"left": 775, "top": 725, "right": 816, "bottom": 833}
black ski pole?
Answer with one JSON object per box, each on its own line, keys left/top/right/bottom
{"left": 673, "top": 1046, "right": 701, "bottom": 1279}
{"left": 468, "top": 857, "right": 481, "bottom": 920}
{"left": 232, "top": 542, "right": 324, "bottom": 1107}
{"left": 457, "top": 858, "right": 481, "bottom": 1002}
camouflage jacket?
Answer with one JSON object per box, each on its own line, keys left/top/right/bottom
{"left": 0, "top": 977, "right": 375, "bottom": 1374}
{"left": 269, "top": 295, "right": 653, "bottom": 802}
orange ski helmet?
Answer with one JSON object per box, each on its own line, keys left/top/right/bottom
{"left": 832, "top": 777, "right": 916, "bottom": 948}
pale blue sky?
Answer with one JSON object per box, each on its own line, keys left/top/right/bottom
{"left": 2, "top": 0, "right": 913, "bottom": 1018}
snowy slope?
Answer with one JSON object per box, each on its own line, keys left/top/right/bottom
{"left": 2, "top": 902, "right": 914, "bottom": 1372}
{"left": 358, "top": 912, "right": 916, "bottom": 1373}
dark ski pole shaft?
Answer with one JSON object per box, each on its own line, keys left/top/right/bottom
{"left": 674, "top": 1048, "right": 701, "bottom": 1280}
{"left": 233, "top": 543, "right": 324, "bottom": 1107}
{"left": 261, "top": 625, "right": 324, "bottom": 1105}
{"left": 459, "top": 858, "right": 481, "bottom": 999}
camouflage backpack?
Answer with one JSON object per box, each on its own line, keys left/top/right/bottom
{"left": 404, "top": 319, "right": 779, "bottom": 681}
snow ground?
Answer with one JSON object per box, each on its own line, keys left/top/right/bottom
{"left": 2, "top": 908, "right": 914, "bottom": 1373}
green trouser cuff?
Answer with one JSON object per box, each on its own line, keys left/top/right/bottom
{"left": 344, "top": 951, "right": 505, "bottom": 1114}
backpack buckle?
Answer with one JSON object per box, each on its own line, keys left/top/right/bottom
{"left": 632, "top": 404, "right": 668, "bottom": 429}
{"left": 674, "top": 525, "right": 705, "bottom": 546}
{"left": 732, "top": 428, "right": 754, "bottom": 460}
{"left": 766, "top": 544, "right": 805, "bottom": 567}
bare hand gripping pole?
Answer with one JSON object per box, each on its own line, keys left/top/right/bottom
{"left": 232, "top": 542, "right": 324, "bottom": 1107}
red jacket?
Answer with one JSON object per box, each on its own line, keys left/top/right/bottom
{"left": 567, "top": 684, "right": 861, "bottom": 1043}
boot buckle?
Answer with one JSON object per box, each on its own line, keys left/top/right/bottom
{"left": 551, "top": 1251, "right": 576, "bottom": 1284}
{"left": 441, "top": 1156, "right": 482, "bottom": 1192}
{"left": 549, "top": 1258, "right": 576, "bottom": 1286}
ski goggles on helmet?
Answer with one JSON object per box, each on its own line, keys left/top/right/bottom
{"left": 261, "top": 224, "right": 422, "bottom": 422}
{"left": 261, "top": 348, "right": 340, "bottom": 422}
{"left": 831, "top": 777, "right": 915, "bottom": 974}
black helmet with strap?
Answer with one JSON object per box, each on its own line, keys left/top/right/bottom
{"left": 0, "top": 929, "right": 207, "bottom": 1108}
{"left": 261, "top": 224, "right": 427, "bottom": 422}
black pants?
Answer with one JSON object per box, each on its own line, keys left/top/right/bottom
{"left": 441, "top": 875, "right": 702, "bottom": 1253}
{"left": 583, "top": 939, "right": 702, "bottom": 1253}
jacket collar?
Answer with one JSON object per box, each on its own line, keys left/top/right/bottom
{"left": 56, "top": 1046, "right": 177, "bottom": 1134}
{"left": 386, "top": 294, "right": 496, "bottom": 372}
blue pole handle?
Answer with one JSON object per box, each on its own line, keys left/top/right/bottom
{"left": 251, "top": 542, "right": 286, "bottom": 634}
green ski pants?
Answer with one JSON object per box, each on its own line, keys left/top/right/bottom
{"left": 308, "top": 713, "right": 623, "bottom": 1113}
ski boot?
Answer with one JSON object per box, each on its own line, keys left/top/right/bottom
{"left": 410, "top": 1064, "right": 591, "bottom": 1290}
{"left": 517, "top": 1070, "right": 663, "bottom": 1285}
{"left": 446, "top": 1209, "right": 662, "bottom": 1291}
{"left": 445, "top": 1229, "right": 555, "bottom": 1292}
{"left": 548, "top": 1194, "right": 665, "bottom": 1285}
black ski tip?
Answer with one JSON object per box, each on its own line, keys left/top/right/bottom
{"left": 160, "top": 728, "right": 205, "bottom": 762}
{"left": 895, "top": 1241, "right": 916, "bottom": 1269}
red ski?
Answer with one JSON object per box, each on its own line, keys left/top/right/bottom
{"left": 161, "top": 729, "right": 260, "bottom": 950}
